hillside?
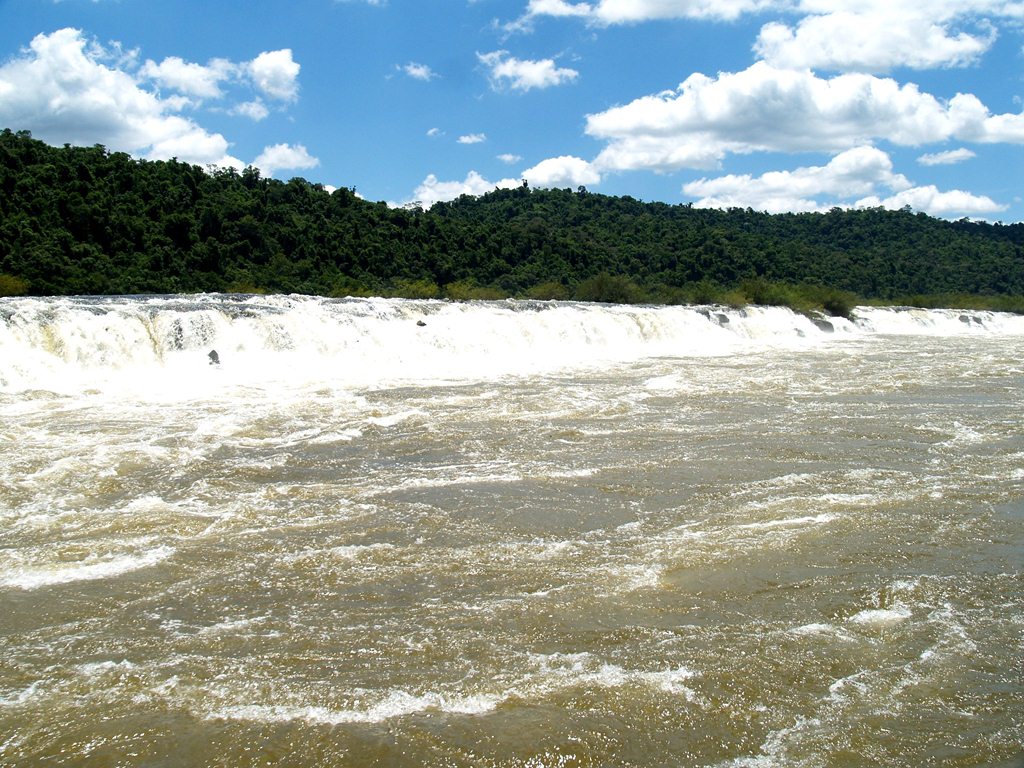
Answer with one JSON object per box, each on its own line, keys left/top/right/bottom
{"left": 1, "top": 128, "right": 1022, "bottom": 313}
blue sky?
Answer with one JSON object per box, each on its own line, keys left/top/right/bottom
{"left": 1, "top": 0, "right": 1023, "bottom": 221}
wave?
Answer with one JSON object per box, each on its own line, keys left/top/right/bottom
{"left": 1, "top": 294, "right": 1021, "bottom": 396}
{"left": 0, "top": 544, "right": 174, "bottom": 590}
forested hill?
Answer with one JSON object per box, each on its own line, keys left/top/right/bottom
{"left": 2, "top": 128, "right": 1023, "bottom": 311}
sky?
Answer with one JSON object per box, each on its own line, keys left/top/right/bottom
{"left": 1, "top": 0, "right": 1023, "bottom": 221}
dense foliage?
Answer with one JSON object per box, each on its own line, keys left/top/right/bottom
{"left": 2, "top": 129, "right": 1022, "bottom": 314}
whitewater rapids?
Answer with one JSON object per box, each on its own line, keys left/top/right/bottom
{"left": 1, "top": 295, "right": 1022, "bottom": 766}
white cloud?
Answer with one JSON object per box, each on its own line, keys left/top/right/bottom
{"left": 0, "top": 28, "right": 324, "bottom": 174}
{"left": 229, "top": 99, "right": 270, "bottom": 121}
{"left": 683, "top": 146, "right": 911, "bottom": 213}
{"left": 497, "top": 152, "right": 523, "bottom": 163}
{"left": 515, "top": 0, "right": 1023, "bottom": 28}
{"left": 139, "top": 55, "right": 235, "bottom": 100}
{"left": 252, "top": 143, "right": 320, "bottom": 177}
{"left": 511, "top": 0, "right": 782, "bottom": 29}
{"left": 427, "top": 127, "right": 444, "bottom": 137}
{"left": 522, "top": 155, "right": 601, "bottom": 187}
{"left": 917, "top": 147, "right": 976, "bottom": 165}
{"left": 141, "top": 49, "right": 301, "bottom": 104}
{"left": 682, "top": 146, "right": 1004, "bottom": 217}
{"left": 856, "top": 186, "right": 1006, "bottom": 216}
{"left": 458, "top": 133, "right": 487, "bottom": 144}
{"left": 586, "top": 62, "right": 1024, "bottom": 173}
{"left": 248, "top": 49, "right": 300, "bottom": 101}
{"left": 478, "top": 50, "right": 579, "bottom": 91}
{"left": 409, "top": 170, "right": 519, "bottom": 207}
{"left": 404, "top": 157, "right": 599, "bottom": 208}
{"left": 514, "top": 0, "right": 1018, "bottom": 75}
{"left": 401, "top": 62, "right": 437, "bottom": 81}
{"left": 0, "top": 28, "right": 242, "bottom": 167}
{"left": 528, "top": 0, "right": 593, "bottom": 17}
{"left": 754, "top": 6, "right": 997, "bottom": 72}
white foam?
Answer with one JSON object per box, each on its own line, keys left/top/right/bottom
{"left": 788, "top": 623, "right": 837, "bottom": 636}
{"left": 196, "top": 616, "right": 268, "bottom": 636}
{"left": 206, "top": 654, "right": 700, "bottom": 727}
{"left": 75, "top": 660, "right": 138, "bottom": 676}
{"left": 854, "top": 306, "right": 1024, "bottom": 336}
{"left": 528, "top": 652, "right": 698, "bottom": 698}
{"left": 0, "top": 545, "right": 174, "bottom": 590}
{"left": 848, "top": 605, "right": 912, "bottom": 626}
{"left": 1, "top": 295, "right": 948, "bottom": 398}
{"left": 0, "top": 681, "right": 44, "bottom": 707}
{"left": 208, "top": 689, "right": 502, "bottom": 725}
{"left": 365, "top": 409, "right": 426, "bottom": 427}
{"left": 738, "top": 513, "right": 836, "bottom": 530}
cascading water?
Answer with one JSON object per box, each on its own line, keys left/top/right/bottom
{"left": 3, "top": 294, "right": 1019, "bottom": 397}
{"left": 2, "top": 294, "right": 1022, "bottom": 766}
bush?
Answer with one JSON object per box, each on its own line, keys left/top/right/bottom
{"left": 0, "top": 273, "right": 29, "bottom": 296}
{"left": 329, "top": 275, "right": 373, "bottom": 298}
{"left": 390, "top": 278, "right": 440, "bottom": 299}
{"left": 736, "top": 278, "right": 857, "bottom": 318}
{"left": 524, "top": 281, "right": 569, "bottom": 301}
{"left": 225, "top": 280, "right": 267, "bottom": 295}
{"left": 444, "top": 280, "right": 506, "bottom": 301}
{"left": 573, "top": 273, "right": 644, "bottom": 304}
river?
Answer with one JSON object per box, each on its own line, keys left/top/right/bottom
{"left": 1, "top": 295, "right": 1022, "bottom": 766}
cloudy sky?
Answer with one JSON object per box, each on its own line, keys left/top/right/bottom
{"left": 1, "top": 0, "right": 1023, "bottom": 220}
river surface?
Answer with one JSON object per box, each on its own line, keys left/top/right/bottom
{"left": 1, "top": 295, "right": 1022, "bottom": 766}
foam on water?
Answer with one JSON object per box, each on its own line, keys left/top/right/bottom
{"left": 0, "top": 536, "right": 174, "bottom": 593}
{"left": 0, "top": 544, "right": 174, "bottom": 590}
{"left": 2, "top": 295, "right": 1021, "bottom": 766}
{"left": 200, "top": 652, "right": 700, "bottom": 729}
{"left": 847, "top": 605, "right": 913, "bottom": 626}
{"left": 737, "top": 513, "right": 837, "bottom": 530}
{"left": 3, "top": 294, "right": 1020, "bottom": 399}
{"left": 854, "top": 306, "right": 1024, "bottom": 335}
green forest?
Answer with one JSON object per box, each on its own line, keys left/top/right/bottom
{"left": 2, "top": 128, "right": 1023, "bottom": 316}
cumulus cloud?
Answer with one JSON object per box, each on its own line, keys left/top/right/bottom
{"left": 248, "top": 49, "right": 300, "bottom": 101}
{"left": 478, "top": 50, "right": 579, "bottom": 91}
{"left": 409, "top": 170, "right": 520, "bottom": 207}
{"left": 405, "top": 156, "right": 600, "bottom": 208}
{"left": 139, "top": 55, "right": 235, "bottom": 100}
{"left": 141, "top": 48, "right": 299, "bottom": 106}
{"left": 683, "top": 146, "right": 911, "bottom": 212}
{"left": 856, "top": 185, "right": 1006, "bottom": 216}
{"left": 522, "top": 155, "right": 601, "bottom": 187}
{"left": 497, "top": 152, "right": 523, "bottom": 163}
{"left": 917, "top": 147, "right": 976, "bottom": 165}
{"left": 252, "top": 143, "right": 320, "bottom": 176}
{"left": 586, "top": 62, "right": 1024, "bottom": 173}
{"left": 682, "top": 146, "right": 1003, "bottom": 216}
{"left": 229, "top": 99, "right": 270, "bottom": 121}
{"left": 0, "top": 28, "right": 316, "bottom": 172}
{"left": 0, "top": 28, "right": 242, "bottom": 167}
{"left": 401, "top": 62, "right": 437, "bottom": 81}
{"left": 754, "top": 6, "right": 997, "bottom": 72}
{"left": 511, "top": 0, "right": 779, "bottom": 29}
{"left": 458, "top": 133, "right": 487, "bottom": 144}
{"left": 514, "top": 0, "right": 1017, "bottom": 74}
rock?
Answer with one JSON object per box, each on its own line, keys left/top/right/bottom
{"left": 208, "top": 349, "right": 220, "bottom": 365}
